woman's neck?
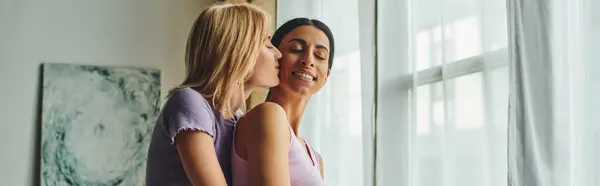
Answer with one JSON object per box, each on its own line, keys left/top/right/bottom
{"left": 230, "top": 85, "right": 253, "bottom": 116}
{"left": 266, "top": 88, "right": 310, "bottom": 136}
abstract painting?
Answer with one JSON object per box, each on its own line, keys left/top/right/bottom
{"left": 40, "top": 63, "right": 161, "bottom": 186}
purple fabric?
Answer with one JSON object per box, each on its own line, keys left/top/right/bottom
{"left": 231, "top": 126, "right": 325, "bottom": 186}
{"left": 146, "top": 88, "right": 237, "bottom": 186}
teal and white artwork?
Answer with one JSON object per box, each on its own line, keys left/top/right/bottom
{"left": 41, "top": 63, "right": 161, "bottom": 186}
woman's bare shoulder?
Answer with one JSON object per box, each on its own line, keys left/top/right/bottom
{"left": 237, "top": 102, "right": 288, "bottom": 134}
{"left": 241, "top": 102, "right": 285, "bottom": 120}
{"left": 249, "top": 102, "right": 285, "bottom": 114}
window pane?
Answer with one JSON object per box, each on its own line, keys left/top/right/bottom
{"left": 414, "top": 82, "right": 445, "bottom": 186}
{"left": 412, "top": 0, "right": 507, "bottom": 69}
{"left": 442, "top": 0, "right": 483, "bottom": 62}
{"left": 451, "top": 73, "right": 484, "bottom": 130}
{"left": 446, "top": 73, "right": 487, "bottom": 186}
{"left": 413, "top": 67, "right": 508, "bottom": 186}
{"left": 413, "top": 0, "right": 443, "bottom": 71}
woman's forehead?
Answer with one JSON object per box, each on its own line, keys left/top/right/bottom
{"left": 282, "top": 26, "right": 330, "bottom": 48}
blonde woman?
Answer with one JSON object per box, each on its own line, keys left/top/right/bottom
{"left": 145, "top": 3, "right": 281, "bottom": 186}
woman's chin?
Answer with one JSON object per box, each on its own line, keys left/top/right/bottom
{"left": 289, "top": 85, "right": 314, "bottom": 96}
{"left": 275, "top": 81, "right": 317, "bottom": 97}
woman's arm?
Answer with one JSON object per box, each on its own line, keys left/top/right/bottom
{"left": 241, "top": 102, "right": 291, "bottom": 186}
{"left": 176, "top": 131, "right": 228, "bottom": 186}
{"left": 162, "top": 89, "right": 227, "bottom": 186}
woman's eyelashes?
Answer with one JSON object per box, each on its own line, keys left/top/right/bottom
{"left": 315, "top": 54, "right": 326, "bottom": 60}
{"left": 290, "top": 48, "right": 303, "bottom": 53}
{"left": 290, "top": 48, "right": 326, "bottom": 61}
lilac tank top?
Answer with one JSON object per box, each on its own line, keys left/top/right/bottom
{"left": 146, "top": 88, "right": 238, "bottom": 186}
{"left": 231, "top": 127, "right": 325, "bottom": 186}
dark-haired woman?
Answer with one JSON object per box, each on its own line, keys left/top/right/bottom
{"left": 231, "top": 18, "right": 335, "bottom": 186}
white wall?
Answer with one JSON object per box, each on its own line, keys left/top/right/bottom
{"left": 0, "top": 0, "right": 216, "bottom": 185}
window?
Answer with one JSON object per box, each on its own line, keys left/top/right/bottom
{"left": 408, "top": 0, "right": 509, "bottom": 185}
{"left": 277, "top": 0, "right": 509, "bottom": 185}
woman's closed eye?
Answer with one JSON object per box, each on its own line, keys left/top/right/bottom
{"left": 290, "top": 49, "right": 326, "bottom": 60}
{"left": 315, "top": 53, "right": 326, "bottom": 60}
{"left": 290, "top": 48, "right": 303, "bottom": 53}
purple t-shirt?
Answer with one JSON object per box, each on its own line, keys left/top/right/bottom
{"left": 146, "top": 88, "right": 237, "bottom": 186}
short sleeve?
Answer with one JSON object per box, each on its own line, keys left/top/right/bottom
{"left": 161, "top": 88, "right": 216, "bottom": 145}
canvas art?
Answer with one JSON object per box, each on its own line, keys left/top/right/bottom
{"left": 41, "top": 63, "right": 161, "bottom": 186}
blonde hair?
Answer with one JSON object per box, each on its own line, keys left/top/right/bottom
{"left": 169, "top": 2, "right": 270, "bottom": 118}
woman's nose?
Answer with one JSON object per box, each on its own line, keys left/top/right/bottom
{"left": 301, "top": 58, "right": 315, "bottom": 67}
{"left": 274, "top": 48, "right": 282, "bottom": 60}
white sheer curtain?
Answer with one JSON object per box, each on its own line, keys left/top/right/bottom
{"left": 276, "top": 1, "right": 365, "bottom": 186}
{"left": 507, "top": 0, "right": 600, "bottom": 185}
{"left": 375, "top": 0, "right": 509, "bottom": 185}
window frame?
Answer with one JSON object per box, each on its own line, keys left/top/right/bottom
{"left": 400, "top": 47, "right": 508, "bottom": 90}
